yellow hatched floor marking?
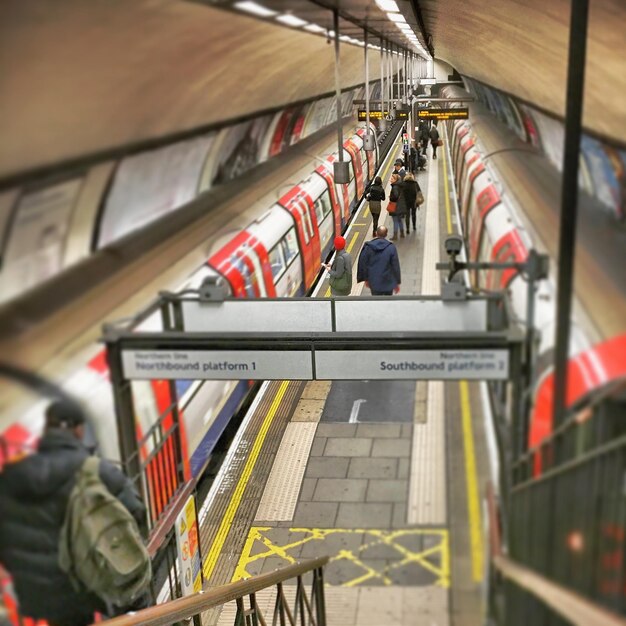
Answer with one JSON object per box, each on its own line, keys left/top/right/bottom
{"left": 202, "top": 380, "right": 291, "bottom": 580}
{"left": 459, "top": 380, "right": 484, "bottom": 582}
{"left": 233, "top": 527, "right": 450, "bottom": 588}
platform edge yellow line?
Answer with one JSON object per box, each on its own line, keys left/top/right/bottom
{"left": 459, "top": 380, "right": 484, "bottom": 582}
{"left": 203, "top": 380, "right": 291, "bottom": 580}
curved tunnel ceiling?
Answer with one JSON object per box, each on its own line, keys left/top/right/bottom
{"left": 417, "top": 0, "right": 626, "bottom": 144}
{"left": 0, "top": 0, "right": 383, "bottom": 180}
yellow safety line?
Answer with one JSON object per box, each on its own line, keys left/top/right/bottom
{"left": 202, "top": 380, "right": 291, "bottom": 580}
{"left": 459, "top": 380, "right": 484, "bottom": 582}
{"left": 441, "top": 133, "right": 453, "bottom": 235}
{"left": 441, "top": 132, "right": 483, "bottom": 582}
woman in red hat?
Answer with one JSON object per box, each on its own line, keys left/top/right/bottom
{"left": 323, "top": 236, "right": 353, "bottom": 296}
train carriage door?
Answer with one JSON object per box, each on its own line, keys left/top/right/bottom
{"left": 327, "top": 154, "right": 350, "bottom": 225}
{"left": 315, "top": 165, "right": 341, "bottom": 237}
{"left": 301, "top": 174, "right": 334, "bottom": 259}
{"left": 345, "top": 141, "right": 364, "bottom": 200}
{"left": 278, "top": 186, "right": 320, "bottom": 289}
{"left": 470, "top": 182, "right": 501, "bottom": 261}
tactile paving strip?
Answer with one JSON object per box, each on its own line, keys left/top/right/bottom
{"left": 421, "top": 154, "right": 441, "bottom": 295}
{"left": 408, "top": 381, "right": 447, "bottom": 525}
{"left": 254, "top": 422, "right": 317, "bottom": 522}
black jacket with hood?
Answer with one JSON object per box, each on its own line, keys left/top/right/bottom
{"left": 0, "top": 429, "right": 146, "bottom": 623}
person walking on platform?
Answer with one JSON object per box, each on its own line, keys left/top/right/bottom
{"left": 420, "top": 123, "right": 430, "bottom": 156}
{"left": 402, "top": 172, "right": 421, "bottom": 235}
{"left": 0, "top": 401, "right": 147, "bottom": 626}
{"left": 409, "top": 144, "right": 418, "bottom": 174}
{"left": 323, "top": 236, "right": 352, "bottom": 296}
{"left": 357, "top": 226, "right": 401, "bottom": 296}
{"left": 393, "top": 159, "right": 406, "bottom": 180}
{"left": 388, "top": 173, "right": 406, "bottom": 240}
{"left": 430, "top": 124, "right": 441, "bottom": 159}
{"left": 365, "top": 176, "right": 385, "bottom": 236}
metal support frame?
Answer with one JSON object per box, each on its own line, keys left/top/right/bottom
{"left": 333, "top": 9, "right": 343, "bottom": 161}
{"left": 552, "top": 0, "right": 590, "bottom": 428}
{"left": 437, "top": 247, "right": 549, "bottom": 456}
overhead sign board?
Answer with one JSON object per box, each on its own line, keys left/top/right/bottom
{"left": 357, "top": 110, "right": 388, "bottom": 121}
{"left": 182, "top": 299, "right": 332, "bottom": 333}
{"left": 357, "top": 109, "right": 408, "bottom": 121}
{"left": 417, "top": 108, "right": 469, "bottom": 121}
{"left": 122, "top": 350, "right": 313, "bottom": 380}
{"left": 315, "top": 350, "right": 509, "bottom": 380}
{"left": 121, "top": 348, "right": 509, "bottom": 381}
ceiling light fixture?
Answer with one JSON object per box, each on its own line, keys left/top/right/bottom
{"left": 304, "top": 24, "right": 325, "bottom": 33}
{"left": 234, "top": 1, "right": 277, "bottom": 17}
{"left": 387, "top": 12, "right": 407, "bottom": 24}
{"left": 375, "top": 0, "right": 400, "bottom": 11}
{"left": 275, "top": 14, "right": 308, "bottom": 27}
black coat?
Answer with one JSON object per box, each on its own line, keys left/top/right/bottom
{"left": 402, "top": 179, "right": 420, "bottom": 209}
{"left": 0, "top": 429, "right": 146, "bottom": 623}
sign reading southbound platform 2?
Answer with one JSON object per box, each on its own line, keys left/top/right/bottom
{"left": 122, "top": 349, "right": 509, "bottom": 381}
{"left": 315, "top": 350, "right": 509, "bottom": 380}
{"left": 417, "top": 107, "right": 469, "bottom": 121}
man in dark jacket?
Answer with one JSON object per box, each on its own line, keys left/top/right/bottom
{"left": 0, "top": 401, "right": 146, "bottom": 626}
{"left": 430, "top": 124, "right": 441, "bottom": 159}
{"left": 357, "top": 226, "right": 401, "bottom": 296}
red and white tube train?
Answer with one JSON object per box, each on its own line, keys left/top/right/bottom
{"left": 440, "top": 98, "right": 626, "bottom": 450}
{"left": 0, "top": 125, "right": 383, "bottom": 483}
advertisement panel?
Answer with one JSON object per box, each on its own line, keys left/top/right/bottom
{"left": 0, "top": 179, "right": 82, "bottom": 303}
{"left": 98, "top": 135, "right": 213, "bottom": 247}
{"left": 175, "top": 495, "right": 202, "bottom": 596}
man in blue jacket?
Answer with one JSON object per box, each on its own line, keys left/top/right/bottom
{"left": 357, "top": 226, "right": 401, "bottom": 296}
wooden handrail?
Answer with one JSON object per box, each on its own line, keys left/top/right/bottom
{"left": 97, "top": 556, "right": 329, "bottom": 626}
{"left": 493, "top": 555, "right": 626, "bottom": 626}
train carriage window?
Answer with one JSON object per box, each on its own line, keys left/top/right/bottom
{"left": 268, "top": 244, "right": 286, "bottom": 280}
{"left": 313, "top": 191, "right": 332, "bottom": 226}
{"left": 281, "top": 227, "right": 299, "bottom": 266}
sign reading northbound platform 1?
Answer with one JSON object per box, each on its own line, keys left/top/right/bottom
{"left": 122, "top": 348, "right": 509, "bottom": 381}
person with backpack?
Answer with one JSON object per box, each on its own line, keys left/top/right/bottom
{"left": 430, "top": 124, "right": 441, "bottom": 159}
{"left": 365, "top": 176, "right": 385, "bottom": 236}
{"left": 0, "top": 401, "right": 148, "bottom": 626}
{"left": 323, "top": 236, "right": 352, "bottom": 296}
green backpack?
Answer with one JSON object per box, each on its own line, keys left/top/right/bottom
{"left": 58, "top": 457, "right": 152, "bottom": 607}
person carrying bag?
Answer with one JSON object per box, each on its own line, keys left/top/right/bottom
{"left": 324, "top": 236, "right": 352, "bottom": 296}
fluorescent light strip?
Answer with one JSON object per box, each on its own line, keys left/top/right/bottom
{"left": 234, "top": 1, "right": 277, "bottom": 17}
{"left": 304, "top": 23, "right": 325, "bottom": 33}
{"left": 275, "top": 14, "right": 308, "bottom": 27}
{"left": 375, "top": 0, "right": 400, "bottom": 11}
{"left": 387, "top": 12, "right": 407, "bottom": 23}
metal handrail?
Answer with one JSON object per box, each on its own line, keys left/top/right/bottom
{"left": 98, "top": 556, "right": 329, "bottom": 626}
{"left": 492, "top": 555, "right": 626, "bottom": 626}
